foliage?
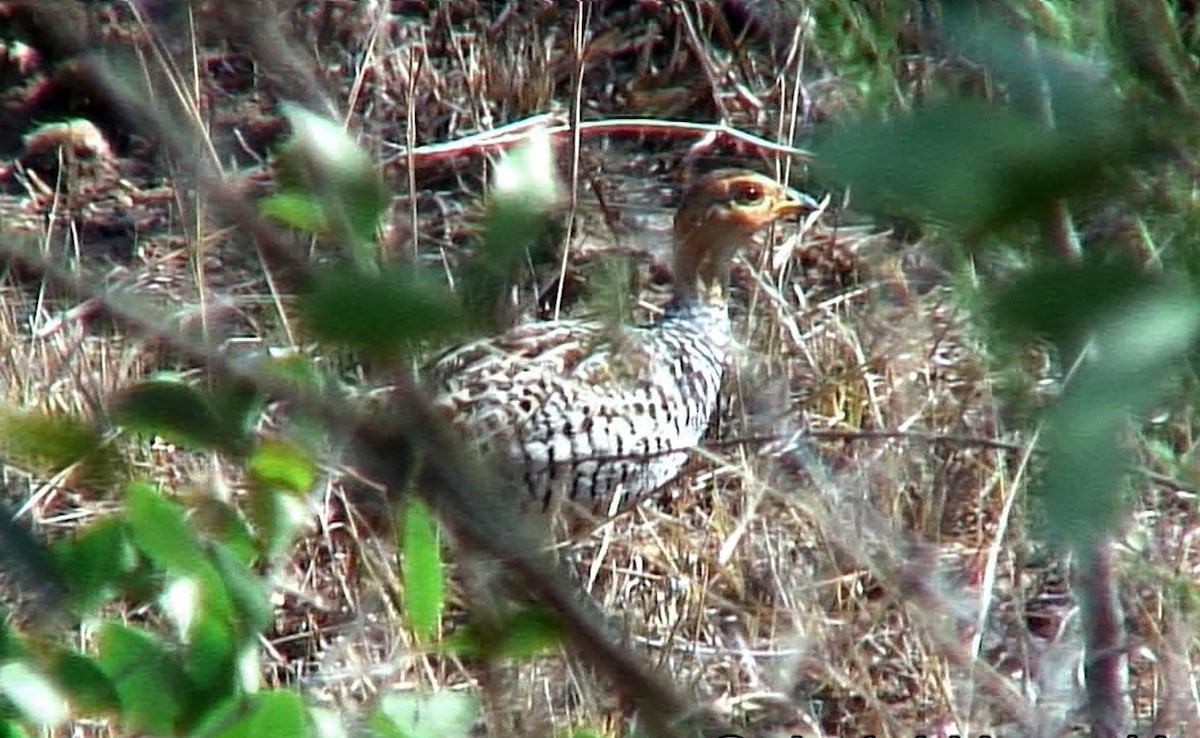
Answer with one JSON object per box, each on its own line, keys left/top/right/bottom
{"left": 813, "top": 5, "right": 1200, "bottom": 562}
{"left": 4, "top": 0, "right": 1200, "bottom": 735}
{"left": 0, "top": 115, "right": 570, "bottom": 737}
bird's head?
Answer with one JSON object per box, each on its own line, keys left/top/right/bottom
{"left": 671, "top": 169, "right": 818, "bottom": 306}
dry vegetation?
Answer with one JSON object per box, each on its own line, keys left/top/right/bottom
{"left": 0, "top": 1, "right": 1197, "bottom": 737}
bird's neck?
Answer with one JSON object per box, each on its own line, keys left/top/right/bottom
{"left": 668, "top": 231, "right": 738, "bottom": 311}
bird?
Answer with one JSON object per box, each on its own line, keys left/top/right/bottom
{"left": 426, "top": 169, "right": 817, "bottom": 516}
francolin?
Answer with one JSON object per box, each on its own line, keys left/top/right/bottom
{"left": 429, "top": 169, "right": 817, "bottom": 514}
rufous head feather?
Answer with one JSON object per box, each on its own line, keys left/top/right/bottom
{"left": 671, "top": 169, "right": 817, "bottom": 306}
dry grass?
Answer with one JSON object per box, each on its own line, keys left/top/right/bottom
{"left": 0, "top": 1, "right": 1197, "bottom": 737}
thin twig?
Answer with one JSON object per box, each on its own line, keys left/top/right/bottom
{"left": 384, "top": 114, "right": 814, "bottom": 164}
{"left": 1078, "top": 538, "right": 1129, "bottom": 738}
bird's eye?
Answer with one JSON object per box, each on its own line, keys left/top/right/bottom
{"left": 730, "top": 183, "right": 765, "bottom": 206}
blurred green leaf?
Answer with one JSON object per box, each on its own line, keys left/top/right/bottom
{"left": 371, "top": 692, "right": 476, "bottom": 738}
{"left": 245, "top": 486, "right": 308, "bottom": 564}
{"left": 207, "top": 690, "right": 308, "bottom": 738}
{"left": 0, "top": 662, "right": 66, "bottom": 727}
{"left": 125, "top": 483, "right": 206, "bottom": 576}
{"left": 249, "top": 441, "right": 316, "bottom": 497}
{"left": 0, "top": 411, "right": 115, "bottom": 487}
{"left": 1109, "top": 0, "right": 1193, "bottom": 106}
{"left": 48, "top": 652, "right": 119, "bottom": 715}
{"left": 98, "top": 623, "right": 189, "bottom": 735}
{"left": 250, "top": 690, "right": 308, "bottom": 738}
{"left": 185, "top": 696, "right": 239, "bottom": 738}
{"left": 987, "top": 257, "right": 1157, "bottom": 344}
{"left": 0, "top": 719, "right": 28, "bottom": 738}
{"left": 210, "top": 384, "right": 268, "bottom": 444}
{"left": 251, "top": 352, "right": 329, "bottom": 453}
{"left": 299, "top": 267, "right": 467, "bottom": 354}
{"left": 160, "top": 577, "right": 202, "bottom": 639}
{"left": 812, "top": 101, "right": 1141, "bottom": 231}
{"left": 1032, "top": 286, "right": 1200, "bottom": 551}
{"left": 942, "top": 7, "right": 1113, "bottom": 122}
{"left": 257, "top": 351, "right": 325, "bottom": 392}
{"left": 54, "top": 518, "right": 136, "bottom": 613}
{"left": 125, "top": 484, "right": 234, "bottom": 626}
{"left": 209, "top": 545, "right": 274, "bottom": 638}
{"left": 260, "top": 192, "right": 328, "bottom": 234}
{"left": 115, "top": 380, "right": 251, "bottom": 455}
{"left": 183, "top": 609, "right": 238, "bottom": 701}
{"left": 448, "top": 605, "right": 568, "bottom": 660}
{"left": 247, "top": 441, "right": 314, "bottom": 562}
{"left": 461, "top": 131, "right": 563, "bottom": 328}
{"left": 0, "top": 620, "right": 19, "bottom": 664}
{"left": 277, "top": 105, "right": 388, "bottom": 268}
{"left": 491, "top": 128, "right": 562, "bottom": 214}
{"left": 192, "top": 498, "right": 258, "bottom": 567}
{"left": 401, "top": 500, "right": 443, "bottom": 643}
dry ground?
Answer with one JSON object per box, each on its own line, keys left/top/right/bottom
{"left": 0, "top": 1, "right": 1196, "bottom": 736}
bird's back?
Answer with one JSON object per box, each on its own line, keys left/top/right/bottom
{"left": 428, "top": 305, "right": 730, "bottom": 513}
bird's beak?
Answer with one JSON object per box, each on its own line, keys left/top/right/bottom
{"left": 774, "top": 187, "right": 822, "bottom": 217}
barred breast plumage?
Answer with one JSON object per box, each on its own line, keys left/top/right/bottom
{"left": 428, "top": 170, "right": 816, "bottom": 514}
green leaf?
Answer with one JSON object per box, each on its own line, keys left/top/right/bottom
{"left": 0, "top": 662, "right": 67, "bottom": 727}
{"left": 200, "top": 691, "right": 310, "bottom": 738}
{"left": 125, "top": 484, "right": 234, "bottom": 625}
{"left": 209, "top": 544, "right": 274, "bottom": 638}
{"left": 987, "top": 257, "right": 1156, "bottom": 345}
{"left": 259, "top": 351, "right": 325, "bottom": 392}
{"left": 447, "top": 605, "right": 568, "bottom": 660}
{"left": 276, "top": 105, "right": 388, "bottom": 266}
{"left": 54, "top": 518, "right": 136, "bottom": 614}
{"left": 299, "top": 267, "right": 467, "bottom": 354}
{"left": 182, "top": 609, "right": 238, "bottom": 701}
{"left": 97, "top": 623, "right": 189, "bottom": 735}
{"left": 461, "top": 131, "right": 563, "bottom": 328}
{"left": 251, "top": 353, "right": 329, "bottom": 453}
{"left": 210, "top": 384, "right": 268, "bottom": 445}
{"left": 260, "top": 192, "right": 328, "bottom": 234}
{"left": 186, "top": 696, "right": 241, "bottom": 738}
{"left": 491, "top": 128, "right": 562, "bottom": 214}
{"left": 581, "top": 255, "right": 634, "bottom": 326}
{"left": 160, "top": 577, "right": 206, "bottom": 643}
{"left": 125, "top": 483, "right": 206, "bottom": 576}
{"left": 0, "top": 620, "right": 20, "bottom": 664}
{"left": 115, "top": 380, "right": 250, "bottom": 455}
{"left": 48, "top": 652, "right": 120, "bottom": 715}
{"left": 0, "top": 719, "right": 28, "bottom": 738}
{"left": 812, "top": 101, "right": 1140, "bottom": 231}
{"left": 0, "top": 410, "right": 115, "bottom": 487}
{"left": 192, "top": 498, "right": 258, "bottom": 567}
{"left": 1033, "top": 286, "right": 1200, "bottom": 551}
{"left": 401, "top": 500, "right": 444, "bottom": 643}
{"left": 247, "top": 441, "right": 314, "bottom": 562}
{"left": 371, "top": 692, "right": 476, "bottom": 738}
{"left": 243, "top": 690, "right": 308, "bottom": 738}
{"left": 249, "top": 441, "right": 317, "bottom": 497}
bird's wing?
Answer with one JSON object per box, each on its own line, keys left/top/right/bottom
{"left": 425, "top": 318, "right": 652, "bottom": 391}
